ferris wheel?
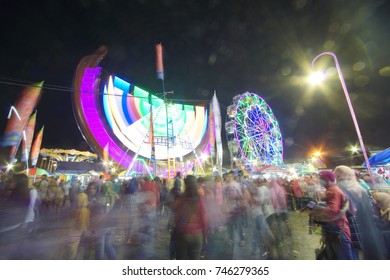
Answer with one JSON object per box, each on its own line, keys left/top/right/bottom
{"left": 225, "top": 92, "right": 284, "bottom": 169}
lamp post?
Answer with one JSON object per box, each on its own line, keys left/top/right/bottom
{"left": 311, "top": 52, "right": 376, "bottom": 188}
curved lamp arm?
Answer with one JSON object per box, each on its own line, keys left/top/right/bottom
{"left": 312, "top": 52, "right": 376, "bottom": 189}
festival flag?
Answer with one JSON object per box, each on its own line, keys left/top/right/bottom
{"left": 208, "top": 101, "right": 216, "bottom": 162}
{"left": 155, "top": 43, "right": 164, "bottom": 80}
{"left": 0, "top": 82, "right": 43, "bottom": 148}
{"left": 8, "top": 146, "right": 17, "bottom": 162}
{"left": 212, "top": 92, "right": 223, "bottom": 175}
{"left": 103, "top": 142, "right": 109, "bottom": 162}
{"left": 30, "top": 126, "right": 44, "bottom": 167}
{"left": 102, "top": 142, "right": 110, "bottom": 173}
{"left": 21, "top": 112, "right": 37, "bottom": 162}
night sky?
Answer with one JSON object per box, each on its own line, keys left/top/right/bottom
{"left": 1, "top": 0, "right": 389, "bottom": 166}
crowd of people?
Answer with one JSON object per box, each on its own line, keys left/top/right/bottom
{"left": 298, "top": 166, "right": 390, "bottom": 259}
{"left": 1, "top": 166, "right": 390, "bottom": 260}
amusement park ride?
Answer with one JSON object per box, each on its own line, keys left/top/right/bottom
{"left": 72, "top": 46, "right": 284, "bottom": 178}
{"left": 225, "top": 92, "right": 284, "bottom": 171}
{"left": 72, "top": 46, "right": 224, "bottom": 178}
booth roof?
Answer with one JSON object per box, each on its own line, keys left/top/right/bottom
{"left": 55, "top": 161, "right": 103, "bottom": 175}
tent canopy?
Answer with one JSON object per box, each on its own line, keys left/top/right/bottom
{"left": 366, "top": 148, "right": 390, "bottom": 166}
{"left": 257, "top": 165, "right": 289, "bottom": 174}
{"left": 55, "top": 161, "right": 104, "bottom": 175}
{"left": 19, "top": 168, "right": 54, "bottom": 177}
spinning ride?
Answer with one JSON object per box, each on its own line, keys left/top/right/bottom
{"left": 225, "top": 92, "right": 284, "bottom": 170}
{"left": 72, "top": 46, "right": 216, "bottom": 176}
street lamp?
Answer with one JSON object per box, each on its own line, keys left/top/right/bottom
{"left": 349, "top": 145, "right": 359, "bottom": 166}
{"left": 311, "top": 52, "right": 376, "bottom": 188}
{"left": 6, "top": 163, "right": 14, "bottom": 173}
{"left": 350, "top": 145, "right": 359, "bottom": 154}
{"left": 313, "top": 151, "right": 322, "bottom": 158}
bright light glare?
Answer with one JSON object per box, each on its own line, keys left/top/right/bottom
{"left": 307, "top": 163, "right": 315, "bottom": 171}
{"left": 350, "top": 146, "right": 359, "bottom": 153}
{"left": 308, "top": 71, "right": 326, "bottom": 85}
{"left": 313, "top": 151, "right": 322, "bottom": 157}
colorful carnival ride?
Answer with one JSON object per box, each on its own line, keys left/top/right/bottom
{"left": 225, "top": 92, "right": 284, "bottom": 171}
{"left": 72, "top": 46, "right": 222, "bottom": 177}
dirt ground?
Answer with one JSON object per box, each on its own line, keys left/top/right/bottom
{"left": 289, "top": 211, "right": 322, "bottom": 260}
{"left": 113, "top": 210, "right": 322, "bottom": 260}
{"left": 56, "top": 207, "right": 322, "bottom": 260}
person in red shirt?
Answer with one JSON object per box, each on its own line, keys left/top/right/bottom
{"left": 173, "top": 175, "right": 208, "bottom": 260}
{"left": 309, "top": 170, "right": 354, "bottom": 259}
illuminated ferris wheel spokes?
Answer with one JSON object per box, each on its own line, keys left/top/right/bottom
{"left": 225, "top": 91, "right": 284, "bottom": 169}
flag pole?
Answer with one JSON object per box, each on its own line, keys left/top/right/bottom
{"left": 156, "top": 43, "right": 170, "bottom": 178}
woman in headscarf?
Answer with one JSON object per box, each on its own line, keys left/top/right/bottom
{"left": 334, "top": 165, "right": 386, "bottom": 259}
{"left": 372, "top": 191, "right": 390, "bottom": 224}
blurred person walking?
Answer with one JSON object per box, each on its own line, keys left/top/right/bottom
{"left": 26, "top": 177, "right": 39, "bottom": 234}
{"left": 198, "top": 176, "right": 225, "bottom": 259}
{"left": 223, "top": 171, "right": 245, "bottom": 247}
{"left": 268, "top": 177, "right": 292, "bottom": 259}
{"left": 173, "top": 175, "right": 208, "bottom": 260}
{"left": 36, "top": 174, "right": 49, "bottom": 216}
{"left": 173, "top": 171, "right": 183, "bottom": 192}
{"left": 81, "top": 181, "right": 117, "bottom": 260}
{"left": 61, "top": 179, "right": 72, "bottom": 209}
{"left": 249, "top": 178, "right": 275, "bottom": 259}
{"left": 156, "top": 177, "right": 168, "bottom": 218}
{"left": 63, "top": 185, "right": 89, "bottom": 259}
{"left": 166, "top": 175, "right": 183, "bottom": 259}
{"left": 309, "top": 170, "right": 353, "bottom": 260}
{"left": 124, "top": 177, "right": 139, "bottom": 210}
{"left": 256, "top": 178, "right": 278, "bottom": 259}
{"left": 99, "top": 181, "right": 120, "bottom": 212}
{"left": 134, "top": 177, "right": 159, "bottom": 244}
{"left": 214, "top": 176, "right": 223, "bottom": 210}
{"left": 0, "top": 174, "right": 36, "bottom": 259}
{"left": 334, "top": 165, "right": 386, "bottom": 259}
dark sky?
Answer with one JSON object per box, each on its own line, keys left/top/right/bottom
{"left": 0, "top": 0, "right": 389, "bottom": 165}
